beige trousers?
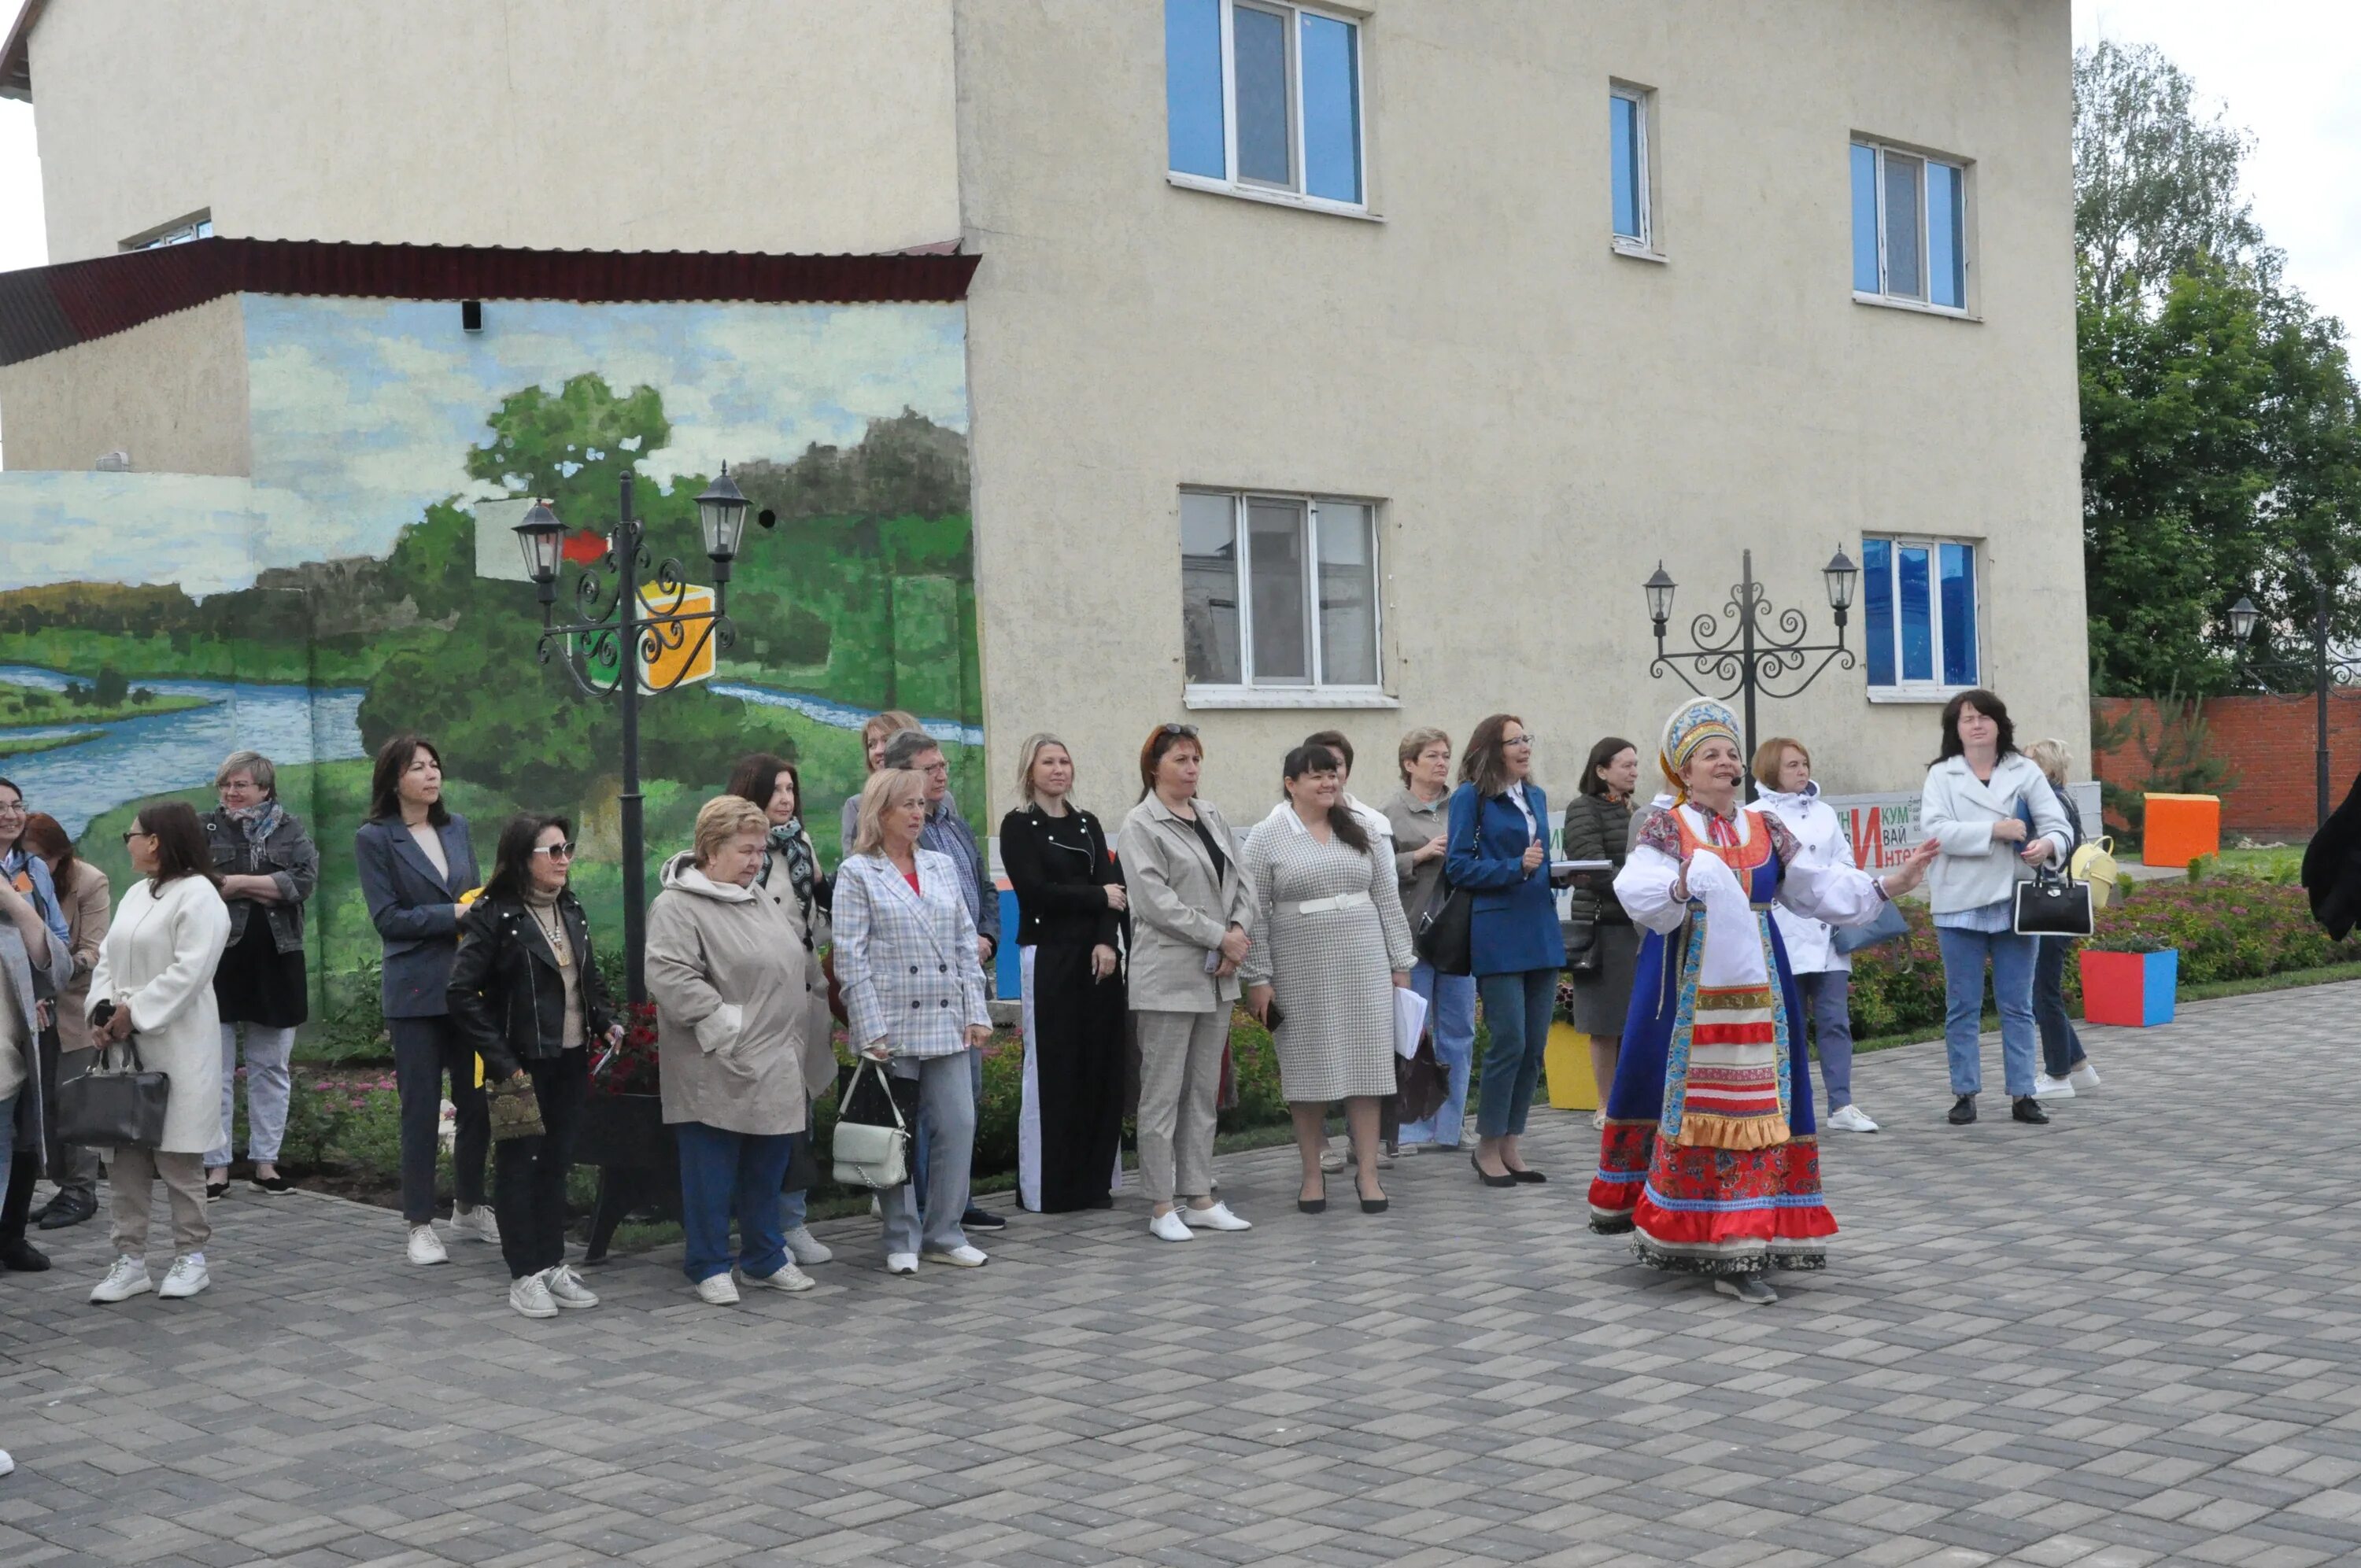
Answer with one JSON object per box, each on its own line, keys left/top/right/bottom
{"left": 1133, "top": 1009, "right": 1229, "bottom": 1205}
{"left": 108, "top": 1146, "right": 212, "bottom": 1258}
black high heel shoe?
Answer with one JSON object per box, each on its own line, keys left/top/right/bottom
{"left": 1471, "top": 1153, "right": 1516, "bottom": 1189}
{"left": 1357, "top": 1176, "right": 1389, "bottom": 1215}
{"left": 1298, "top": 1175, "right": 1327, "bottom": 1215}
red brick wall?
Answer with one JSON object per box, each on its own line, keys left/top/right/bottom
{"left": 2092, "top": 692, "right": 2361, "bottom": 838}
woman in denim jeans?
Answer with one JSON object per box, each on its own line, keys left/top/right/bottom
{"left": 1384, "top": 727, "right": 1475, "bottom": 1153}
{"left": 2022, "top": 739, "right": 2101, "bottom": 1101}
{"left": 1919, "top": 692, "right": 2072, "bottom": 1127}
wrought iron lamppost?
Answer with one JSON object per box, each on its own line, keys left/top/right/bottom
{"left": 514, "top": 466, "right": 751, "bottom": 1002}
{"left": 2226, "top": 574, "right": 2360, "bottom": 828}
{"left": 1644, "top": 548, "right": 1860, "bottom": 797}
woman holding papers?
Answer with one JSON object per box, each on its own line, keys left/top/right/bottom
{"left": 1242, "top": 743, "right": 1414, "bottom": 1217}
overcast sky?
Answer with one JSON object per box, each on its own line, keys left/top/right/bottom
{"left": 0, "top": 2, "right": 2353, "bottom": 327}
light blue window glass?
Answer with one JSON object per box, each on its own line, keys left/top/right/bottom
{"left": 1927, "top": 161, "right": 1965, "bottom": 308}
{"left": 1612, "top": 94, "right": 1643, "bottom": 240}
{"left": 1166, "top": 0, "right": 1227, "bottom": 178}
{"left": 1939, "top": 542, "right": 1978, "bottom": 685}
{"left": 1883, "top": 153, "right": 1923, "bottom": 298}
{"left": 1301, "top": 13, "right": 1360, "bottom": 203}
{"left": 1897, "top": 544, "right": 1934, "bottom": 683}
{"left": 1850, "top": 144, "right": 1880, "bottom": 293}
{"left": 1233, "top": 5, "right": 1293, "bottom": 187}
{"left": 1863, "top": 538, "right": 1894, "bottom": 687}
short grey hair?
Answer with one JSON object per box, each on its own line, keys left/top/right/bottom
{"left": 879, "top": 727, "right": 944, "bottom": 772}
{"left": 216, "top": 750, "right": 278, "bottom": 798}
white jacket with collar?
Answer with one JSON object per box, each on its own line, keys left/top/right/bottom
{"left": 1756, "top": 781, "right": 1851, "bottom": 974}
{"left": 1919, "top": 753, "right": 2072, "bottom": 916}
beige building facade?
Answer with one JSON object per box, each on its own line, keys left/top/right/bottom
{"left": 4, "top": 0, "right": 2086, "bottom": 817}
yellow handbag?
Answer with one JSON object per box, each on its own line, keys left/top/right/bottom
{"left": 2071, "top": 836, "right": 2119, "bottom": 911}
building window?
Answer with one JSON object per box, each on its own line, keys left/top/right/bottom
{"left": 1610, "top": 85, "right": 1652, "bottom": 250}
{"left": 1166, "top": 0, "right": 1365, "bottom": 208}
{"left": 121, "top": 212, "right": 213, "bottom": 251}
{"left": 1862, "top": 537, "right": 1979, "bottom": 695}
{"left": 1850, "top": 142, "right": 1967, "bottom": 310}
{"left": 1182, "top": 490, "right": 1380, "bottom": 691}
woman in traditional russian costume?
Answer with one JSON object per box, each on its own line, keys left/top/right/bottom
{"left": 1588, "top": 700, "right": 1935, "bottom": 1304}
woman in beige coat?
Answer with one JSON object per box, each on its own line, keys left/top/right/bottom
{"left": 1116, "top": 723, "right": 1255, "bottom": 1244}
{"left": 645, "top": 796, "right": 816, "bottom": 1305}
{"left": 86, "top": 802, "right": 231, "bottom": 1306}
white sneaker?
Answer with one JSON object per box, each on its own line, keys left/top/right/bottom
{"left": 884, "top": 1252, "right": 919, "bottom": 1276}
{"left": 1148, "top": 1209, "right": 1195, "bottom": 1243}
{"left": 90, "top": 1255, "right": 151, "bottom": 1304}
{"left": 1318, "top": 1146, "right": 1347, "bottom": 1173}
{"left": 782, "top": 1225, "right": 833, "bottom": 1266}
{"left": 508, "top": 1274, "right": 559, "bottom": 1319}
{"left": 922, "top": 1244, "right": 988, "bottom": 1267}
{"left": 157, "top": 1254, "right": 210, "bottom": 1300}
{"left": 451, "top": 1205, "right": 501, "bottom": 1244}
{"left": 2031, "top": 1073, "right": 2077, "bottom": 1100}
{"left": 745, "top": 1260, "right": 815, "bottom": 1293}
{"left": 2069, "top": 1061, "right": 2102, "bottom": 1094}
{"left": 1181, "top": 1201, "right": 1252, "bottom": 1232}
{"left": 693, "top": 1272, "right": 741, "bottom": 1304}
{"left": 543, "top": 1265, "right": 599, "bottom": 1310}
{"left": 406, "top": 1224, "right": 448, "bottom": 1266}
{"left": 0, "top": 1448, "right": 13, "bottom": 1477}
{"left": 1591, "top": 1109, "right": 1608, "bottom": 1131}
{"left": 1825, "top": 1105, "right": 1880, "bottom": 1133}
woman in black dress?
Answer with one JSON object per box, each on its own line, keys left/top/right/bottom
{"left": 999, "top": 732, "right": 1127, "bottom": 1212}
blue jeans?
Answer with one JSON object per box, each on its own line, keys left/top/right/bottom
{"left": 1798, "top": 969, "right": 1855, "bottom": 1112}
{"left": 1936, "top": 926, "right": 2040, "bottom": 1098}
{"left": 2034, "top": 936, "right": 2086, "bottom": 1079}
{"left": 674, "top": 1121, "right": 796, "bottom": 1283}
{"left": 1474, "top": 968, "right": 1557, "bottom": 1139}
{"left": 1396, "top": 961, "right": 1476, "bottom": 1146}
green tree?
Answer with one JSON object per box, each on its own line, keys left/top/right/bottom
{"left": 466, "top": 374, "right": 673, "bottom": 527}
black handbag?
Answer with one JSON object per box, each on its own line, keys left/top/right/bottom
{"left": 2014, "top": 865, "right": 2094, "bottom": 939}
{"left": 1413, "top": 883, "right": 1472, "bottom": 976}
{"left": 55, "top": 1032, "right": 170, "bottom": 1148}
{"left": 1394, "top": 1029, "right": 1450, "bottom": 1125}
{"left": 1562, "top": 914, "right": 1602, "bottom": 977}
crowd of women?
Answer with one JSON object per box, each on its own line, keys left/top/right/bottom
{"left": 0, "top": 683, "right": 2113, "bottom": 1318}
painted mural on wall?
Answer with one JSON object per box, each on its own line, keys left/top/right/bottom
{"left": 0, "top": 295, "right": 981, "bottom": 1013}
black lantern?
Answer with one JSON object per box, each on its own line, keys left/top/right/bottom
{"left": 2227, "top": 595, "right": 2259, "bottom": 643}
{"left": 1823, "top": 547, "right": 1859, "bottom": 613}
{"left": 513, "top": 500, "right": 566, "bottom": 587}
{"left": 696, "top": 463, "right": 749, "bottom": 567}
{"left": 1642, "top": 562, "right": 1676, "bottom": 627}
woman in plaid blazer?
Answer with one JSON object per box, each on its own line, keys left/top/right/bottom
{"left": 833, "top": 767, "right": 993, "bottom": 1275}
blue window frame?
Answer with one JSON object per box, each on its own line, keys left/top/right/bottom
{"left": 1863, "top": 535, "right": 1979, "bottom": 694}
{"left": 1851, "top": 139, "right": 1969, "bottom": 310}
{"left": 1611, "top": 89, "right": 1649, "bottom": 244}
{"left": 1164, "top": 0, "right": 1365, "bottom": 208}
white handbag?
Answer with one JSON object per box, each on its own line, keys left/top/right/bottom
{"left": 830, "top": 1058, "right": 911, "bottom": 1190}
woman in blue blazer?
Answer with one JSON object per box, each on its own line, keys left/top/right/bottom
{"left": 1445, "top": 714, "right": 1563, "bottom": 1187}
{"left": 353, "top": 734, "right": 489, "bottom": 1267}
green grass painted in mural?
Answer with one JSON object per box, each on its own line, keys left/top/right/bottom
{"left": 0, "top": 729, "right": 105, "bottom": 758}
{"left": 0, "top": 679, "right": 212, "bottom": 726}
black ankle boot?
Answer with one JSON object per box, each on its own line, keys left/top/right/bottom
{"left": 1947, "top": 1094, "right": 1977, "bottom": 1125}
{"left": 2012, "top": 1096, "right": 2049, "bottom": 1125}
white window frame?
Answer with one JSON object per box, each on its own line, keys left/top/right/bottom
{"left": 1861, "top": 533, "right": 1985, "bottom": 704}
{"left": 1852, "top": 139, "right": 1972, "bottom": 319}
{"left": 1181, "top": 488, "right": 1396, "bottom": 710}
{"left": 1609, "top": 83, "right": 1662, "bottom": 260}
{"left": 120, "top": 211, "right": 214, "bottom": 251}
{"left": 1166, "top": 0, "right": 1373, "bottom": 220}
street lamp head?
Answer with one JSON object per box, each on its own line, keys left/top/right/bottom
{"left": 1643, "top": 562, "right": 1676, "bottom": 627}
{"left": 1822, "top": 546, "right": 1859, "bottom": 613}
{"left": 696, "top": 463, "right": 750, "bottom": 565}
{"left": 2228, "top": 595, "right": 2259, "bottom": 643}
{"left": 513, "top": 500, "right": 566, "bottom": 586}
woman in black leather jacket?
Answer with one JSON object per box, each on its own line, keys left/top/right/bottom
{"left": 447, "top": 813, "right": 620, "bottom": 1319}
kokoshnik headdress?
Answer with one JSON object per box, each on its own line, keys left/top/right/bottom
{"left": 1657, "top": 699, "right": 1742, "bottom": 803}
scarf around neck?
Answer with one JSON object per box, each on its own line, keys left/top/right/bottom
{"left": 227, "top": 799, "right": 286, "bottom": 854}
{"left": 763, "top": 821, "right": 817, "bottom": 918}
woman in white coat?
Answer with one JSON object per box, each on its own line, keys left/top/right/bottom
{"left": 87, "top": 801, "right": 232, "bottom": 1304}
{"left": 1919, "top": 690, "right": 2072, "bottom": 1127}
{"left": 1753, "top": 739, "right": 1878, "bottom": 1134}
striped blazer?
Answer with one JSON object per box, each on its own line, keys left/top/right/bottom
{"left": 833, "top": 848, "right": 992, "bottom": 1057}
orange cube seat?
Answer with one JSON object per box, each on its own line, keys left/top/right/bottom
{"left": 2141, "top": 793, "right": 2219, "bottom": 869}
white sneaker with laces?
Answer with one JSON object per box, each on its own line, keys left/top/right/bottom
{"left": 406, "top": 1224, "right": 448, "bottom": 1266}
{"left": 1181, "top": 1201, "right": 1252, "bottom": 1232}
{"left": 1824, "top": 1105, "right": 1880, "bottom": 1133}
{"left": 2069, "top": 1061, "right": 2102, "bottom": 1093}
{"left": 694, "top": 1272, "right": 741, "bottom": 1304}
{"left": 543, "top": 1265, "right": 599, "bottom": 1310}
{"left": 884, "top": 1252, "right": 919, "bottom": 1275}
{"left": 782, "top": 1225, "right": 834, "bottom": 1266}
{"left": 508, "top": 1273, "right": 559, "bottom": 1319}
{"left": 90, "top": 1255, "right": 151, "bottom": 1304}
{"left": 2031, "top": 1073, "right": 2077, "bottom": 1100}
{"left": 157, "top": 1254, "right": 210, "bottom": 1299}
{"left": 1148, "top": 1209, "right": 1194, "bottom": 1243}
{"left": 745, "top": 1260, "right": 815, "bottom": 1293}
{"left": 922, "top": 1244, "right": 989, "bottom": 1267}
{"left": 451, "top": 1205, "right": 501, "bottom": 1244}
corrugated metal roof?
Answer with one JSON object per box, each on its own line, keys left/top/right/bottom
{"left": 0, "top": 237, "right": 980, "bottom": 365}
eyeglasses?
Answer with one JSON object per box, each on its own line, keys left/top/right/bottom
{"left": 121, "top": 828, "right": 154, "bottom": 843}
{"left": 0, "top": 802, "right": 25, "bottom": 816}
{"left": 530, "top": 843, "right": 578, "bottom": 860}
{"left": 1502, "top": 732, "right": 1535, "bottom": 747}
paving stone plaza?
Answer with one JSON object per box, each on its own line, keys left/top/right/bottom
{"left": 4, "top": 982, "right": 2359, "bottom": 1567}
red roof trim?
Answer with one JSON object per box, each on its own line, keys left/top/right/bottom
{"left": 0, "top": 236, "right": 978, "bottom": 365}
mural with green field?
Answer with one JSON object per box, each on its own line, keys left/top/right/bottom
{"left": 0, "top": 296, "right": 981, "bottom": 1036}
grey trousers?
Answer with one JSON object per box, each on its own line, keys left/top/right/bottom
{"left": 1134, "top": 1009, "right": 1227, "bottom": 1205}
{"left": 881, "top": 1053, "right": 975, "bottom": 1256}
{"left": 109, "top": 1146, "right": 212, "bottom": 1259}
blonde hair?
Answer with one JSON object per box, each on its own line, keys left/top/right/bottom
{"left": 692, "top": 796, "right": 769, "bottom": 865}
{"left": 1013, "top": 732, "right": 1074, "bottom": 805}
{"left": 860, "top": 710, "right": 921, "bottom": 769}
{"left": 852, "top": 768, "right": 927, "bottom": 856}
{"left": 2023, "top": 737, "right": 2071, "bottom": 788}
{"left": 1752, "top": 736, "right": 1809, "bottom": 791}
{"left": 1396, "top": 726, "right": 1449, "bottom": 784}
{"left": 215, "top": 749, "right": 278, "bottom": 797}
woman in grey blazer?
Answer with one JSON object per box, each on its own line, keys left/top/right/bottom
{"left": 353, "top": 734, "right": 489, "bottom": 1266}
{"left": 1116, "top": 724, "right": 1255, "bottom": 1243}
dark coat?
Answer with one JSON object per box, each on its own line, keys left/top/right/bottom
{"left": 201, "top": 807, "right": 320, "bottom": 954}
{"left": 353, "top": 816, "right": 479, "bottom": 1018}
{"left": 445, "top": 891, "right": 617, "bottom": 1082}
{"left": 999, "top": 803, "right": 1123, "bottom": 950}
{"left": 1559, "top": 792, "right": 1634, "bottom": 926}
{"left": 2304, "top": 769, "right": 2361, "bottom": 940}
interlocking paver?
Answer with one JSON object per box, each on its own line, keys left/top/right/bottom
{"left": 6, "top": 982, "right": 2361, "bottom": 1564}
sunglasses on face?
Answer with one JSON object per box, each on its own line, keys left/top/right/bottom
{"left": 530, "top": 843, "right": 578, "bottom": 860}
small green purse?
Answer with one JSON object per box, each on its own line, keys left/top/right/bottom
{"left": 485, "top": 1069, "right": 545, "bottom": 1142}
